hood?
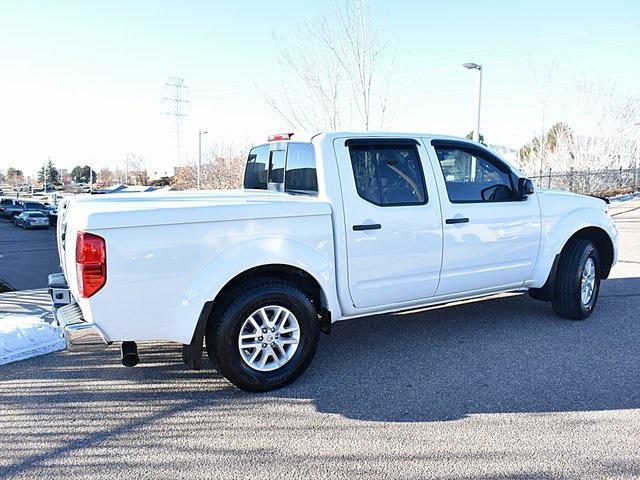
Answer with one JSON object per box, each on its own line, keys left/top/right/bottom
{"left": 537, "top": 189, "right": 609, "bottom": 212}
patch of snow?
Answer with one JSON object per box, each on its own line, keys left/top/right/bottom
{"left": 0, "top": 314, "right": 65, "bottom": 365}
{"left": 609, "top": 191, "right": 640, "bottom": 203}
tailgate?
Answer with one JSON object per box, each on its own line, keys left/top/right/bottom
{"left": 56, "top": 200, "right": 70, "bottom": 279}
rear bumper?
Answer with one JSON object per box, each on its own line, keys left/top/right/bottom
{"left": 49, "top": 273, "right": 109, "bottom": 352}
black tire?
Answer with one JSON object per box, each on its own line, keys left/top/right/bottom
{"left": 551, "top": 239, "right": 601, "bottom": 320}
{"left": 206, "top": 279, "right": 320, "bottom": 392}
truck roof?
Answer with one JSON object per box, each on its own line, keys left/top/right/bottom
{"left": 264, "top": 131, "right": 476, "bottom": 144}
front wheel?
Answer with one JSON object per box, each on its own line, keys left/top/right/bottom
{"left": 206, "top": 280, "right": 320, "bottom": 392}
{"left": 551, "top": 239, "right": 601, "bottom": 320}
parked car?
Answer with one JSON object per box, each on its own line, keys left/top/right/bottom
{"left": 22, "top": 201, "right": 49, "bottom": 212}
{"left": 48, "top": 207, "right": 58, "bottom": 226}
{"left": 0, "top": 199, "right": 24, "bottom": 218}
{"left": 14, "top": 211, "right": 50, "bottom": 229}
{"left": 32, "top": 185, "right": 57, "bottom": 193}
{"left": 1, "top": 200, "right": 51, "bottom": 218}
{"left": 50, "top": 132, "right": 618, "bottom": 392}
{"left": 1, "top": 197, "right": 17, "bottom": 213}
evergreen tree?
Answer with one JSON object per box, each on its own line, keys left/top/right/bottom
{"left": 70, "top": 165, "right": 97, "bottom": 183}
{"left": 465, "top": 131, "right": 486, "bottom": 146}
{"left": 37, "top": 159, "right": 60, "bottom": 184}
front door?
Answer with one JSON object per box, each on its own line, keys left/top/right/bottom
{"left": 334, "top": 138, "right": 443, "bottom": 309}
{"left": 429, "top": 141, "right": 541, "bottom": 296}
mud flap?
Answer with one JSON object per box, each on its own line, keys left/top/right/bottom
{"left": 181, "top": 302, "right": 213, "bottom": 370}
{"left": 319, "top": 308, "right": 331, "bottom": 335}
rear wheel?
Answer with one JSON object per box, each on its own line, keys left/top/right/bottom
{"left": 206, "top": 280, "right": 320, "bottom": 392}
{"left": 551, "top": 239, "right": 601, "bottom": 320}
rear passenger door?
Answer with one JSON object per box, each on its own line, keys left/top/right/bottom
{"left": 334, "top": 138, "right": 443, "bottom": 309}
{"left": 429, "top": 140, "right": 541, "bottom": 296}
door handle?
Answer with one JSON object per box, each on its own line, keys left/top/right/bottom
{"left": 445, "top": 217, "right": 469, "bottom": 224}
{"left": 353, "top": 223, "right": 382, "bottom": 231}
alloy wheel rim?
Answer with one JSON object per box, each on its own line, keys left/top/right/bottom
{"left": 238, "top": 305, "right": 300, "bottom": 372}
{"left": 581, "top": 257, "right": 596, "bottom": 306}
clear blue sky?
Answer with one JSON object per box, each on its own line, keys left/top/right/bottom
{"left": 1, "top": 0, "right": 639, "bottom": 176}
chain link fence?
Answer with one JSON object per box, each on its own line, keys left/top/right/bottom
{"left": 528, "top": 167, "right": 639, "bottom": 195}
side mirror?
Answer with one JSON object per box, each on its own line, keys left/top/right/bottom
{"left": 517, "top": 178, "right": 534, "bottom": 198}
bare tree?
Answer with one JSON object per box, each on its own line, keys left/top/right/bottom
{"left": 553, "top": 81, "right": 640, "bottom": 172}
{"left": 263, "top": 0, "right": 393, "bottom": 132}
{"left": 171, "top": 144, "right": 248, "bottom": 190}
{"left": 523, "top": 59, "right": 560, "bottom": 176}
{"left": 6, "top": 167, "right": 25, "bottom": 189}
{"left": 125, "top": 153, "right": 149, "bottom": 186}
{"left": 98, "top": 167, "right": 114, "bottom": 187}
{"left": 112, "top": 167, "right": 126, "bottom": 185}
{"left": 518, "top": 77, "right": 640, "bottom": 182}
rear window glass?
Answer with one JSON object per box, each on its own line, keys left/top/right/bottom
{"left": 285, "top": 143, "right": 317, "bottom": 193}
{"left": 25, "top": 202, "right": 44, "bottom": 209}
{"left": 243, "top": 145, "right": 269, "bottom": 189}
{"left": 243, "top": 142, "right": 317, "bottom": 195}
{"left": 268, "top": 150, "right": 285, "bottom": 184}
{"left": 27, "top": 212, "right": 46, "bottom": 217}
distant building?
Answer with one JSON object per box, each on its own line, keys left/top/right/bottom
{"left": 149, "top": 168, "right": 173, "bottom": 182}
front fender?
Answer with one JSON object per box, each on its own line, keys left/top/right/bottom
{"left": 169, "top": 237, "right": 338, "bottom": 343}
{"left": 529, "top": 206, "right": 618, "bottom": 287}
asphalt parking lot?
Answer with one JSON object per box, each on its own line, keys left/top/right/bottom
{"left": 0, "top": 201, "right": 639, "bottom": 479}
{"left": 0, "top": 216, "right": 58, "bottom": 290}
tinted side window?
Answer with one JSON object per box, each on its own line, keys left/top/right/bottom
{"left": 435, "top": 146, "right": 516, "bottom": 202}
{"left": 243, "top": 145, "right": 269, "bottom": 189}
{"left": 285, "top": 143, "right": 317, "bottom": 193}
{"left": 349, "top": 144, "right": 427, "bottom": 206}
{"left": 268, "top": 150, "right": 285, "bottom": 184}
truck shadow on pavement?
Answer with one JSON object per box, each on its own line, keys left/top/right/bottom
{"left": 1, "top": 277, "right": 639, "bottom": 424}
{"left": 0, "top": 277, "right": 639, "bottom": 478}
{"left": 282, "top": 275, "right": 640, "bottom": 422}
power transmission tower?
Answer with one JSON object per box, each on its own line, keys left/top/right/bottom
{"left": 163, "top": 77, "right": 189, "bottom": 164}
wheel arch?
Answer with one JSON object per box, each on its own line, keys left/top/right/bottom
{"left": 181, "top": 260, "right": 335, "bottom": 370}
{"left": 563, "top": 226, "right": 614, "bottom": 278}
{"left": 532, "top": 223, "right": 616, "bottom": 296}
{"left": 530, "top": 203, "right": 617, "bottom": 289}
{"left": 209, "top": 263, "right": 330, "bottom": 324}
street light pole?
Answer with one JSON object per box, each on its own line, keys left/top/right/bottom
{"left": 43, "top": 158, "right": 48, "bottom": 192}
{"left": 634, "top": 122, "right": 640, "bottom": 190}
{"left": 463, "top": 63, "right": 483, "bottom": 142}
{"left": 197, "top": 130, "right": 208, "bottom": 190}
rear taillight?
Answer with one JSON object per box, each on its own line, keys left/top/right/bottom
{"left": 76, "top": 232, "right": 106, "bottom": 298}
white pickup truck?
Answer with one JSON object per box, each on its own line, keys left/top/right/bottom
{"left": 50, "top": 132, "right": 618, "bottom": 391}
